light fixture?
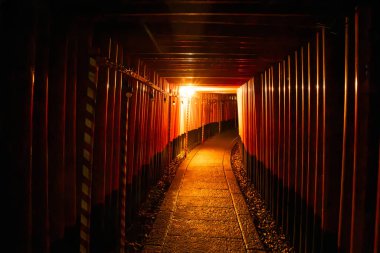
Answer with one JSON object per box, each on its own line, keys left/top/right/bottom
{"left": 149, "top": 91, "right": 155, "bottom": 101}
{"left": 124, "top": 78, "right": 133, "bottom": 98}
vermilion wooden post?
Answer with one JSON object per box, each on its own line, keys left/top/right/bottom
{"left": 271, "top": 67, "right": 275, "bottom": 219}
{"left": 264, "top": 70, "right": 268, "bottom": 208}
{"left": 287, "top": 55, "right": 291, "bottom": 237}
{"left": 142, "top": 83, "right": 148, "bottom": 199}
{"left": 282, "top": 59, "right": 286, "bottom": 232}
{"left": 349, "top": 12, "right": 359, "bottom": 253}
{"left": 150, "top": 82, "right": 155, "bottom": 181}
{"left": 305, "top": 42, "right": 311, "bottom": 253}
{"left": 293, "top": 51, "right": 299, "bottom": 247}
{"left": 48, "top": 22, "right": 68, "bottom": 244}
{"left": 91, "top": 37, "right": 110, "bottom": 252}
{"left": 246, "top": 82, "right": 250, "bottom": 181}
{"left": 32, "top": 18, "right": 50, "bottom": 252}
{"left": 261, "top": 79, "right": 264, "bottom": 202}
{"left": 375, "top": 147, "right": 380, "bottom": 253}
{"left": 110, "top": 45, "right": 122, "bottom": 252}
{"left": 253, "top": 79, "right": 259, "bottom": 197}
{"left": 147, "top": 87, "right": 153, "bottom": 188}
{"left": 157, "top": 90, "right": 161, "bottom": 180}
{"left": 134, "top": 78, "right": 142, "bottom": 208}
{"left": 320, "top": 26, "right": 327, "bottom": 252}
{"left": 65, "top": 35, "right": 78, "bottom": 239}
{"left": 126, "top": 77, "right": 138, "bottom": 222}
{"left": 120, "top": 78, "right": 132, "bottom": 253}
{"left": 168, "top": 95, "right": 172, "bottom": 161}
{"left": 268, "top": 69, "right": 272, "bottom": 212}
{"left": 277, "top": 62, "right": 281, "bottom": 225}
{"left": 113, "top": 45, "right": 123, "bottom": 193}
{"left": 299, "top": 46, "right": 305, "bottom": 253}
{"left": 26, "top": 30, "right": 36, "bottom": 253}
{"left": 312, "top": 32, "right": 320, "bottom": 253}
{"left": 105, "top": 41, "right": 116, "bottom": 211}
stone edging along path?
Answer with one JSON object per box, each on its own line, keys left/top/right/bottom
{"left": 143, "top": 131, "right": 266, "bottom": 252}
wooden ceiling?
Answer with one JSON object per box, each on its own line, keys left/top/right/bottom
{"left": 90, "top": 0, "right": 343, "bottom": 87}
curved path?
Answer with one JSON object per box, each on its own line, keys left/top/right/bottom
{"left": 143, "top": 130, "right": 266, "bottom": 253}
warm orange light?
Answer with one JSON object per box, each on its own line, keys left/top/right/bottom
{"left": 179, "top": 86, "right": 196, "bottom": 98}
{"left": 193, "top": 86, "right": 238, "bottom": 94}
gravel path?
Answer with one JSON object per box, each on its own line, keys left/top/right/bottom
{"left": 230, "top": 141, "right": 293, "bottom": 252}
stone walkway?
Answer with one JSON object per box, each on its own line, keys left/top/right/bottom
{"left": 143, "top": 131, "right": 266, "bottom": 252}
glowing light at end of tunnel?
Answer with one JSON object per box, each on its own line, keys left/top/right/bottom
{"left": 179, "top": 85, "right": 238, "bottom": 95}
{"left": 179, "top": 85, "right": 196, "bottom": 98}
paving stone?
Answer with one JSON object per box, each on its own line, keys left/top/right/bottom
{"left": 186, "top": 165, "right": 223, "bottom": 171}
{"left": 238, "top": 214, "right": 265, "bottom": 250}
{"left": 173, "top": 206, "right": 237, "bottom": 221}
{"left": 181, "top": 175, "right": 225, "bottom": 183}
{"left": 162, "top": 237, "right": 246, "bottom": 253}
{"left": 189, "top": 162, "right": 223, "bottom": 167}
{"left": 226, "top": 238, "right": 246, "bottom": 252}
{"left": 178, "top": 188, "right": 231, "bottom": 197}
{"left": 223, "top": 160, "right": 232, "bottom": 171}
{"left": 168, "top": 218, "right": 242, "bottom": 238}
{"left": 232, "top": 193, "right": 250, "bottom": 215}
{"left": 184, "top": 169, "right": 225, "bottom": 178}
{"left": 180, "top": 181, "right": 228, "bottom": 190}
{"left": 225, "top": 170, "right": 236, "bottom": 180}
{"left": 176, "top": 196, "right": 234, "bottom": 208}
{"left": 227, "top": 179, "right": 241, "bottom": 193}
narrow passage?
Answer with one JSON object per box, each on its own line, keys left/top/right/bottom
{"left": 144, "top": 131, "right": 266, "bottom": 252}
